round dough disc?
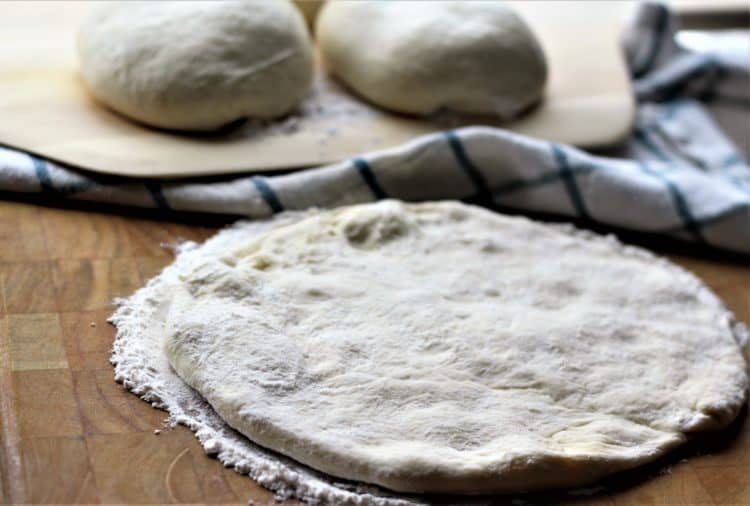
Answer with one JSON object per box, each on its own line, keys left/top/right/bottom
{"left": 316, "top": 1, "right": 547, "bottom": 118}
{"left": 77, "top": 1, "right": 314, "bottom": 131}
{"left": 164, "top": 200, "right": 746, "bottom": 493}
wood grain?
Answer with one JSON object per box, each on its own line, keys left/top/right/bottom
{"left": 0, "top": 262, "right": 58, "bottom": 315}
{"left": 9, "top": 313, "right": 68, "bottom": 371}
{"left": 14, "top": 369, "right": 83, "bottom": 439}
{"left": 60, "top": 309, "right": 118, "bottom": 371}
{"left": 0, "top": 201, "right": 48, "bottom": 262}
{"left": 52, "top": 258, "right": 142, "bottom": 312}
{"left": 0, "top": 198, "right": 747, "bottom": 505}
{"left": 19, "top": 436, "right": 99, "bottom": 503}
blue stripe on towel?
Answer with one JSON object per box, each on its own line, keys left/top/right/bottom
{"left": 551, "top": 144, "right": 591, "bottom": 220}
{"left": 251, "top": 176, "right": 284, "bottom": 213}
{"left": 445, "top": 131, "right": 492, "bottom": 202}
{"left": 144, "top": 181, "right": 171, "bottom": 210}
{"left": 662, "top": 201, "right": 749, "bottom": 232}
{"left": 638, "top": 162, "right": 704, "bottom": 242}
{"left": 632, "top": 3, "right": 669, "bottom": 78}
{"left": 30, "top": 155, "right": 54, "bottom": 192}
{"left": 353, "top": 157, "right": 387, "bottom": 199}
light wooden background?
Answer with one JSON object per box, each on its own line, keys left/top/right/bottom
{"left": 0, "top": 198, "right": 748, "bottom": 504}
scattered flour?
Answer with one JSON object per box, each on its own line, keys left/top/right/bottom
{"left": 110, "top": 212, "right": 421, "bottom": 506}
{"left": 234, "top": 73, "right": 377, "bottom": 140}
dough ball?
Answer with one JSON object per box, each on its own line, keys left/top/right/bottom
{"left": 77, "top": 1, "right": 314, "bottom": 131}
{"left": 317, "top": 1, "right": 548, "bottom": 118}
{"left": 293, "top": 0, "right": 324, "bottom": 30}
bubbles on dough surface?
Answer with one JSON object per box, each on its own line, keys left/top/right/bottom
{"left": 164, "top": 200, "right": 747, "bottom": 494}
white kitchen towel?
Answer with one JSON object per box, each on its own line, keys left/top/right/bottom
{"left": 0, "top": 2, "right": 748, "bottom": 253}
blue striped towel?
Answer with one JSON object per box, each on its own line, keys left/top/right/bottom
{"left": 0, "top": 2, "right": 748, "bottom": 254}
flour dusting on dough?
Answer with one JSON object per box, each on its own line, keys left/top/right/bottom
{"left": 111, "top": 201, "right": 747, "bottom": 502}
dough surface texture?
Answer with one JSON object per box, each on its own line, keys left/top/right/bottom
{"left": 77, "top": 1, "right": 313, "bottom": 131}
{"left": 164, "top": 200, "right": 747, "bottom": 494}
{"left": 316, "top": 1, "right": 547, "bottom": 118}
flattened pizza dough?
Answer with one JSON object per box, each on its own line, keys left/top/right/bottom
{"left": 164, "top": 200, "right": 747, "bottom": 493}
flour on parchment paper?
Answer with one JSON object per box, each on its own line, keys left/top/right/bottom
{"left": 237, "top": 73, "right": 377, "bottom": 140}
{"left": 227, "top": 70, "right": 529, "bottom": 147}
{"left": 110, "top": 212, "right": 419, "bottom": 506}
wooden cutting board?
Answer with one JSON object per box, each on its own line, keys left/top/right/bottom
{"left": 0, "top": 199, "right": 749, "bottom": 504}
{"left": 0, "top": 1, "right": 637, "bottom": 178}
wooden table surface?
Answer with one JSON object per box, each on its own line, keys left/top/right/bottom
{"left": 0, "top": 197, "right": 748, "bottom": 505}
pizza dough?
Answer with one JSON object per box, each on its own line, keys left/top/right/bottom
{"left": 164, "top": 200, "right": 747, "bottom": 494}
{"left": 77, "top": 1, "right": 314, "bottom": 131}
{"left": 316, "top": 1, "right": 548, "bottom": 118}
